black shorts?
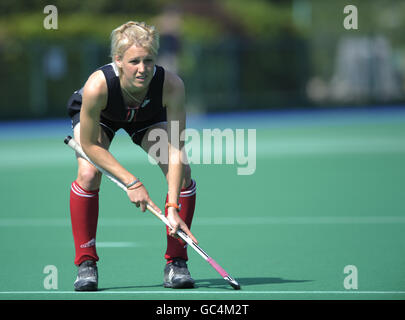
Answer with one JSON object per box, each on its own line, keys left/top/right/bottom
{"left": 71, "top": 109, "right": 167, "bottom": 146}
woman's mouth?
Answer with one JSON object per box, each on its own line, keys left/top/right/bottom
{"left": 136, "top": 75, "right": 147, "bottom": 82}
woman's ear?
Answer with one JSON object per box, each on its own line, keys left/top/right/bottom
{"left": 114, "top": 55, "right": 122, "bottom": 68}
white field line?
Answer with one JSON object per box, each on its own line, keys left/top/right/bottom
{"left": 0, "top": 136, "right": 404, "bottom": 168}
{"left": 0, "top": 290, "right": 404, "bottom": 295}
{"left": 1, "top": 216, "right": 405, "bottom": 227}
{"left": 96, "top": 242, "right": 140, "bottom": 248}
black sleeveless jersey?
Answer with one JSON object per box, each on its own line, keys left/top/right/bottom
{"left": 67, "top": 63, "right": 166, "bottom": 123}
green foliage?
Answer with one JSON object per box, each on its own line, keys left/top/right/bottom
{"left": 224, "top": 0, "right": 295, "bottom": 37}
{"left": 1, "top": 0, "right": 404, "bottom": 43}
{"left": 181, "top": 15, "right": 223, "bottom": 43}
{"left": 0, "top": 0, "right": 296, "bottom": 42}
{"left": 0, "top": 13, "right": 151, "bottom": 41}
{"left": 0, "top": 0, "right": 170, "bottom": 15}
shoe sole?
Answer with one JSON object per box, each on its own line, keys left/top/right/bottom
{"left": 164, "top": 279, "right": 195, "bottom": 289}
{"left": 74, "top": 280, "right": 98, "bottom": 291}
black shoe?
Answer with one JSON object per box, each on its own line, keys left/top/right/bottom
{"left": 164, "top": 258, "right": 195, "bottom": 289}
{"left": 74, "top": 260, "right": 98, "bottom": 291}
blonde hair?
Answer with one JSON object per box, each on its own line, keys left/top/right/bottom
{"left": 110, "top": 21, "right": 160, "bottom": 61}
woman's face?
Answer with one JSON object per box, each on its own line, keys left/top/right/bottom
{"left": 116, "top": 45, "right": 155, "bottom": 91}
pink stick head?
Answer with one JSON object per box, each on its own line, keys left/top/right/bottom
{"left": 207, "top": 257, "right": 228, "bottom": 278}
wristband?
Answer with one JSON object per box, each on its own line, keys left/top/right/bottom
{"left": 126, "top": 179, "right": 142, "bottom": 189}
{"left": 165, "top": 202, "right": 182, "bottom": 212}
{"left": 127, "top": 182, "right": 143, "bottom": 190}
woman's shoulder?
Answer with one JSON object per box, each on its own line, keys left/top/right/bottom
{"left": 163, "top": 69, "right": 185, "bottom": 96}
{"left": 82, "top": 70, "right": 108, "bottom": 109}
{"left": 162, "top": 68, "right": 185, "bottom": 109}
{"left": 83, "top": 70, "right": 108, "bottom": 97}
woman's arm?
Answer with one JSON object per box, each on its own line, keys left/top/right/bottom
{"left": 163, "top": 71, "right": 198, "bottom": 243}
{"left": 80, "top": 71, "right": 161, "bottom": 213}
{"left": 80, "top": 71, "right": 134, "bottom": 185}
{"left": 165, "top": 72, "right": 186, "bottom": 206}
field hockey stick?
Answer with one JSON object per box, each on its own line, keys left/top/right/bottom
{"left": 64, "top": 135, "right": 241, "bottom": 290}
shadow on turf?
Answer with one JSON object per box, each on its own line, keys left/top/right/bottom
{"left": 98, "top": 277, "right": 312, "bottom": 291}
{"left": 194, "top": 277, "right": 313, "bottom": 290}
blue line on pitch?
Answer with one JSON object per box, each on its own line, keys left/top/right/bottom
{"left": 0, "top": 106, "right": 405, "bottom": 140}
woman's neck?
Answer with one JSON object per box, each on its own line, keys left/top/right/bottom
{"left": 120, "top": 77, "right": 147, "bottom": 104}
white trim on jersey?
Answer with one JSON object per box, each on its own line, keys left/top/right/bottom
{"left": 111, "top": 62, "right": 119, "bottom": 76}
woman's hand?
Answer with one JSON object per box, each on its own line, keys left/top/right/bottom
{"left": 126, "top": 184, "right": 161, "bottom": 214}
{"left": 166, "top": 207, "right": 198, "bottom": 244}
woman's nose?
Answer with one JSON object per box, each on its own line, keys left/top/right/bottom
{"left": 138, "top": 62, "right": 145, "bottom": 73}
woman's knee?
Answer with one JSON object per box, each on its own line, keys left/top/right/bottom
{"left": 76, "top": 164, "right": 102, "bottom": 191}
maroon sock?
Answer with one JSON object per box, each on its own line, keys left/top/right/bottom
{"left": 165, "top": 179, "right": 196, "bottom": 263}
{"left": 70, "top": 181, "right": 99, "bottom": 265}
